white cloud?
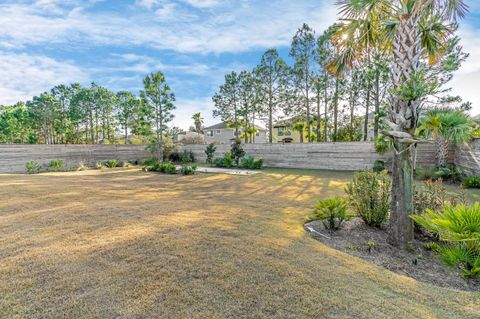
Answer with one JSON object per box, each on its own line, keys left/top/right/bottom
{"left": 0, "top": 1, "right": 336, "bottom": 54}
{"left": 449, "top": 23, "right": 480, "bottom": 115}
{"left": 181, "top": 0, "right": 223, "bottom": 9}
{"left": 171, "top": 97, "right": 216, "bottom": 129}
{"left": 0, "top": 52, "right": 88, "bottom": 105}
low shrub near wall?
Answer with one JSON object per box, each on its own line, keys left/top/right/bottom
{"left": 464, "top": 176, "right": 480, "bottom": 188}
{"left": 0, "top": 144, "right": 151, "bottom": 173}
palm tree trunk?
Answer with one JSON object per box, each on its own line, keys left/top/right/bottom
{"left": 387, "top": 11, "right": 423, "bottom": 249}
{"left": 374, "top": 71, "right": 380, "bottom": 138}
{"left": 435, "top": 137, "right": 449, "bottom": 167}
{"left": 389, "top": 140, "right": 414, "bottom": 248}
{"left": 333, "top": 78, "right": 339, "bottom": 142}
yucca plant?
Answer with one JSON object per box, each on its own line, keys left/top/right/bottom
{"left": 412, "top": 203, "right": 480, "bottom": 277}
{"left": 308, "top": 197, "right": 350, "bottom": 230}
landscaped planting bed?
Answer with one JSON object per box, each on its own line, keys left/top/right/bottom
{"left": 305, "top": 218, "right": 479, "bottom": 291}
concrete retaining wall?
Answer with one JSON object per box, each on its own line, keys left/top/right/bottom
{"left": 182, "top": 142, "right": 441, "bottom": 171}
{"left": 0, "top": 141, "right": 471, "bottom": 174}
{"left": 455, "top": 139, "right": 480, "bottom": 176}
{"left": 0, "top": 144, "right": 151, "bottom": 173}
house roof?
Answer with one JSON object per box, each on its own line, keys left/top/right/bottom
{"left": 273, "top": 115, "right": 305, "bottom": 128}
{"left": 204, "top": 122, "right": 229, "bottom": 130}
{"left": 204, "top": 122, "right": 267, "bottom": 131}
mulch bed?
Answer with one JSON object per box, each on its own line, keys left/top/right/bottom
{"left": 305, "top": 218, "right": 479, "bottom": 292}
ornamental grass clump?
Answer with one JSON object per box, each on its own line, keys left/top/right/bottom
{"left": 412, "top": 203, "right": 480, "bottom": 278}
{"left": 345, "top": 169, "right": 391, "bottom": 227}
{"left": 307, "top": 197, "right": 350, "bottom": 230}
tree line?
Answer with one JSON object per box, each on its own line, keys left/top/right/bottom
{"left": 212, "top": 22, "right": 469, "bottom": 144}
{"left": 0, "top": 72, "right": 175, "bottom": 147}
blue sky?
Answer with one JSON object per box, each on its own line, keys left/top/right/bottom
{"left": 0, "top": 0, "right": 479, "bottom": 129}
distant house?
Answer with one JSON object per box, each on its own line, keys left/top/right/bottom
{"left": 204, "top": 122, "right": 267, "bottom": 144}
{"left": 272, "top": 117, "right": 304, "bottom": 143}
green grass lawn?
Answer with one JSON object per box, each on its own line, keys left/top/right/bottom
{"left": 0, "top": 167, "right": 479, "bottom": 318}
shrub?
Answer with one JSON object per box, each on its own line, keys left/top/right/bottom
{"left": 412, "top": 203, "right": 480, "bottom": 278}
{"left": 104, "top": 159, "right": 120, "bottom": 168}
{"left": 374, "top": 134, "right": 392, "bottom": 155}
{"left": 212, "top": 152, "right": 234, "bottom": 168}
{"left": 181, "top": 164, "right": 197, "bottom": 175}
{"left": 230, "top": 139, "right": 245, "bottom": 167}
{"left": 213, "top": 157, "right": 225, "bottom": 167}
{"left": 96, "top": 161, "right": 104, "bottom": 169}
{"left": 168, "top": 150, "right": 195, "bottom": 164}
{"left": 416, "top": 165, "right": 464, "bottom": 183}
{"left": 240, "top": 156, "right": 264, "bottom": 169}
{"left": 345, "top": 169, "right": 391, "bottom": 227}
{"left": 372, "top": 160, "right": 385, "bottom": 172}
{"left": 223, "top": 152, "right": 233, "bottom": 168}
{"left": 252, "top": 158, "right": 263, "bottom": 169}
{"left": 464, "top": 176, "right": 480, "bottom": 188}
{"left": 413, "top": 179, "right": 466, "bottom": 215}
{"left": 181, "top": 150, "right": 195, "bottom": 163}
{"left": 240, "top": 155, "right": 255, "bottom": 169}
{"left": 205, "top": 143, "right": 216, "bottom": 164}
{"left": 48, "top": 159, "right": 63, "bottom": 169}
{"left": 307, "top": 197, "right": 350, "bottom": 230}
{"left": 159, "top": 162, "right": 177, "bottom": 174}
{"left": 26, "top": 161, "right": 41, "bottom": 174}
{"left": 143, "top": 157, "right": 159, "bottom": 167}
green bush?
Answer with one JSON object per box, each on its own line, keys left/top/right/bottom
{"left": 223, "top": 152, "right": 233, "bottom": 168}
{"left": 240, "top": 156, "right": 255, "bottom": 169}
{"left": 345, "top": 169, "right": 391, "bottom": 227}
{"left": 412, "top": 203, "right": 480, "bottom": 278}
{"left": 104, "top": 159, "right": 120, "bottom": 168}
{"left": 252, "top": 158, "right": 263, "bottom": 169}
{"left": 374, "top": 134, "right": 392, "bottom": 155}
{"left": 158, "top": 162, "right": 177, "bottom": 174}
{"left": 372, "top": 160, "right": 385, "bottom": 172}
{"left": 230, "top": 139, "right": 245, "bottom": 167}
{"left": 143, "top": 158, "right": 159, "bottom": 166}
{"left": 213, "top": 157, "right": 225, "bottom": 167}
{"left": 240, "top": 156, "right": 264, "bottom": 170}
{"left": 416, "top": 165, "right": 464, "bottom": 183}
{"left": 212, "top": 152, "right": 234, "bottom": 168}
{"left": 205, "top": 143, "right": 216, "bottom": 164}
{"left": 307, "top": 197, "right": 350, "bottom": 230}
{"left": 181, "top": 164, "right": 197, "bottom": 175}
{"left": 48, "top": 159, "right": 63, "bottom": 169}
{"left": 168, "top": 150, "right": 195, "bottom": 163}
{"left": 26, "top": 161, "right": 41, "bottom": 174}
{"left": 464, "top": 176, "right": 480, "bottom": 188}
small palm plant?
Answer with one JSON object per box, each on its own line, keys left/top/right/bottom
{"left": 412, "top": 203, "right": 480, "bottom": 278}
{"left": 419, "top": 109, "right": 471, "bottom": 167}
{"left": 308, "top": 197, "right": 350, "bottom": 230}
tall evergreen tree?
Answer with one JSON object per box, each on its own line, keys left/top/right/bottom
{"left": 141, "top": 71, "right": 176, "bottom": 160}
{"left": 290, "top": 23, "right": 317, "bottom": 142}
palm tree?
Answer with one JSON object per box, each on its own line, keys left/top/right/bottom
{"left": 333, "top": 0, "right": 468, "bottom": 248}
{"left": 292, "top": 122, "right": 306, "bottom": 143}
{"left": 419, "top": 109, "right": 471, "bottom": 167}
{"left": 192, "top": 112, "right": 204, "bottom": 134}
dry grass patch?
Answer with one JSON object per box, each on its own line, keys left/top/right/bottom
{"left": 0, "top": 168, "right": 479, "bottom": 318}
